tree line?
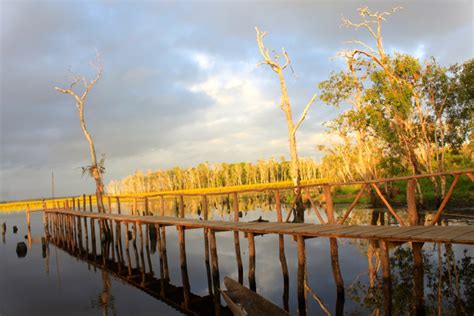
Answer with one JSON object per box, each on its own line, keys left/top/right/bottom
{"left": 106, "top": 158, "right": 320, "bottom": 194}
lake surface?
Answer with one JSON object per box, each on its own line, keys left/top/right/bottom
{"left": 1, "top": 202, "right": 473, "bottom": 315}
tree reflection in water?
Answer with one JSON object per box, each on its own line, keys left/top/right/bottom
{"left": 348, "top": 242, "right": 474, "bottom": 315}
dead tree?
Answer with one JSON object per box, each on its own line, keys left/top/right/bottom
{"left": 54, "top": 57, "right": 106, "bottom": 214}
{"left": 255, "top": 27, "right": 317, "bottom": 222}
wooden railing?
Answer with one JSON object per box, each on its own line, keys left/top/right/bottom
{"left": 108, "top": 169, "right": 473, "bottom": 225}
{"left": 34, "top": 168, "right": 473, "bottom": 227}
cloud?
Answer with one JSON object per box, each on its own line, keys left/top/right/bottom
{"left": 1, "top": 0, "right": 472, "bottom": 200}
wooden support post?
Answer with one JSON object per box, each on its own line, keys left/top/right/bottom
{"left": 91, "top": 218, "right": 97, "bottom": 259}
{"left": 209, "top": 229, "right": 221, "bottom": 316}
{"left": 203, "top": 228, "right": 213, "bottom": 296}
{"left": 137, "top": 221, "right": 146, "bottom": 285}
{"left": 109, "top": 219, "right": 115, "bottom": 261}
{"left": 275, "top": 191, "right": 282, "bottom": 222}
{"left": 84, "top": 216, "right": 89, "bottom": 253}
{"left": 323, "top": 185, "right": 335, "bottom": 224}
{"left": 380, "top": 240, "right": 392, "bottom": 316}
{"left": 371, "top": 183, "right": 406, "bottom": 226}
{"left": 77, "top": 215, "right": 83, "bottom": 251}
{"left": 155, "top": 225, "right": 165, "bottom": 279}
{"left": 338, "top": 184, "right": 366, "bottom": 224}
{"left": 125, "top": 222, "right": 132, "bottom": 277}
{"left": 326, "top": 188, "right": 345, "bottom": 306}
{"left": 248, "top": 232, "right": 256, "bottom": 291}
{"left": 89, "top": 195, "right": 93, "bottom": 212}
{"left": 72, "top": 197, "right": 76, "bottom": 211}
{"left": 297, "top": 235, "right": 306, "bottom": 316}
{"left": 145, "top": 223, "right": 153, "bottom": 276}
{"left": 179, "top": 195, "right": 185, "bottom": 218}
{"left": 233, "top": 192, "right": 243, "bottom": 284}
{"left": 117, "top": 221, "right": 124, "bottom": 265}
{"left": 83, "top": 194, "right": 86, "bottom": 212}
{"left": 178, "top": 226, "right": 191, "bottom": 308}
{"left": 161, "top": 226, "right": 169, "bottom": 281}
{"left": 412, "top": 243, "right": 425, "bottom": 315}
{"left": 155, "top": 224, "right": 165, "bottom": 297}
{"left": 407, "top": 179, "right": 418, "bottom": 226}
{"left": 274, "top": 190, "right": 290, "bottom": 311}
{"left": 330, "top": 238, "right": 345, "bottom": 298}
{"left": 431, "top": 174, "right": 460, "bottom": 225}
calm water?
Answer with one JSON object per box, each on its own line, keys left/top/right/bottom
{"left": 1, "top": 202, "right": 473, "bottom": 315}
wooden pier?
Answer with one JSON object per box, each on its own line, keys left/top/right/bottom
{"left": 25, "top": 168, "right": 474, "bottom": 316}
{"left": 43, "top": 209, "right": 474, "bottom": 245}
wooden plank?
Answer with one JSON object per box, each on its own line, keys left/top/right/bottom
{"left": 415, "top": 226, "right": 474, "bottom": 242}
{"left": 451, "top": 231, "right": 474, "bottom": 243}
{"left": 374, "top": 226, "right": 431, "bottom": 238}
{"left": 289, "top": 224, "right": 354, "bottom": 236}
{"left": 355, "top": 226, "right": 402, "bottom": 238}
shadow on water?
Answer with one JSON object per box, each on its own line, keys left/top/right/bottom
{"left": 1, "top": 199, "right": 474, "bottom": 315}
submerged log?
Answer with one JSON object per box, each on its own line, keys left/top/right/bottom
{"left": 220, "top": 276, "right": 289, "bottom": 316}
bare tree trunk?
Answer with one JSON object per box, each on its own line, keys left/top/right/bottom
{"left": 256, "top": 28, "right": 316, "bottom": 223}
{"left": 55, "top": 57, "right": 106, "bottom": 214}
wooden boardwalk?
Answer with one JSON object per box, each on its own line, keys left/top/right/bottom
{"left": 44, "top": 209, "right": 474, "bottom": 245}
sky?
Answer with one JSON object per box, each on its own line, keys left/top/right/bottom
{"left": 1, "top": 0, "right": 472, "bottom": 201}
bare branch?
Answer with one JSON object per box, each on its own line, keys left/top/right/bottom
{"left": 344, "top": 40, "right": 377, "bottom": 54}
{"left": 293, "top": 93, "right": 317, "bottom": 134}
{"left": 281, "top": 48, "right": 291, "bottom": 70}
{"left": 341, "top": 17, "right": 378, "bottom": 41}
{"left": 255, "top": 26, "right": 287, "bottom": 73}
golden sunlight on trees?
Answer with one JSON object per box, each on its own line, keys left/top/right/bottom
{"left": 54, "top": 55, "right": 106, "bottom": 213}
{"left": 318, "top": 6, "right": 473, "bottom": 206}
{"left": 255, "top": 27, "right": 317, "bottom": 222}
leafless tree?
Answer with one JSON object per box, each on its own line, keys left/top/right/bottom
{"left": 255, "top": 27, "right": 317, "bottom": 222}
{"left": 54, "top": 56, "right": 106, "bottom": 214}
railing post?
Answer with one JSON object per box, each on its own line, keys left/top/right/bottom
{"left": 82, "top": 194, "right": 86, "bottom": 212}
{"left": 133, "top": 198, "right": 137, "bottom": 216}
{"left": 323, "top": 184, "right": 335, "bottom": 223}
{"left": 89, "top": 195, "right": 93, "bottom": 212}
{"left": 116, "top": 196, "right": 121, "bottom": 215}
{"left": 179, "top": 195, "right": 184, "bottom": 218}
{"left": 144, "top": 197, "right": 149, "bottom": 216}
{"left": 203, "top": 195, "right": 209, "bottom": 220}
{"left": 407, "top": 179, "right": 418, "bottom": 226}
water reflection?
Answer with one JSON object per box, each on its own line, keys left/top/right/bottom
{"left": 1, "top": 204, "right": 473, "bottom": 315}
